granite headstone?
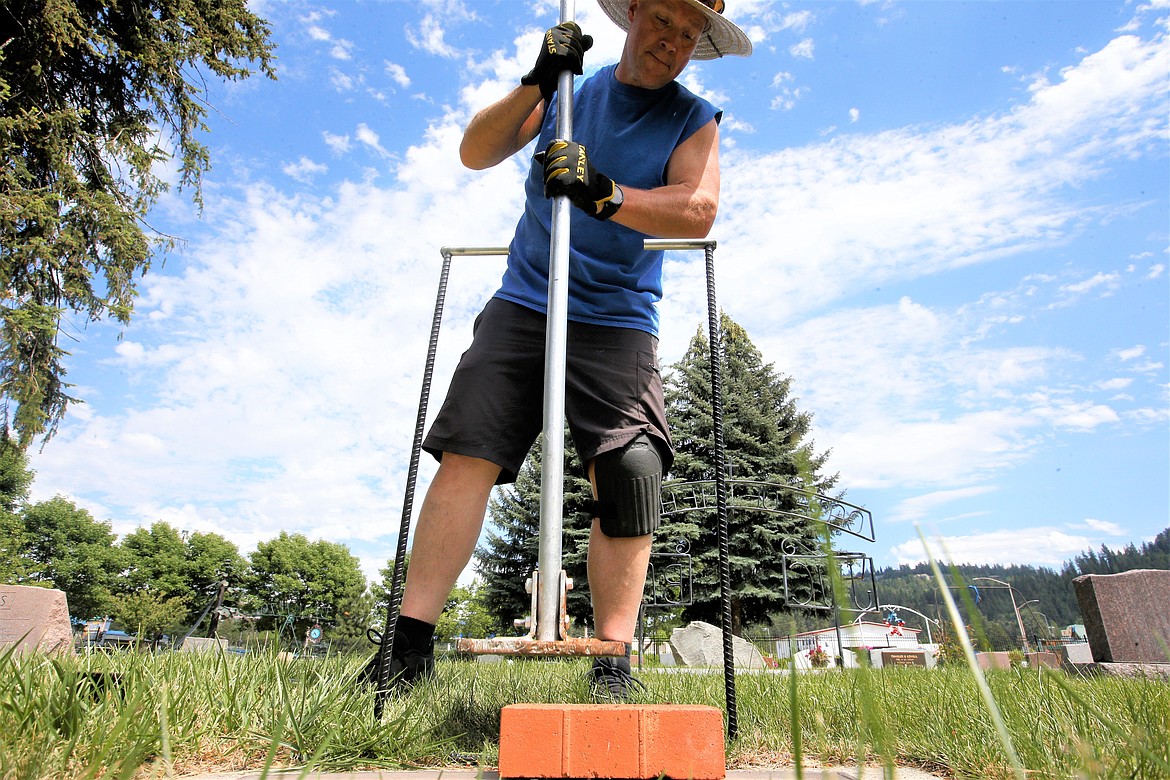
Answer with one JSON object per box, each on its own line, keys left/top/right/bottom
{"left": 880, "top": 649, "right": 927, "bottom": 667}
{"left": 976, "top": 651, "right": 1013, "bottom": 670}
{"left": 0, "top": 584, "right": 74, "bottom": 655}
{"left": 1073, "top": 569, "right": 1170, "bottom": 664}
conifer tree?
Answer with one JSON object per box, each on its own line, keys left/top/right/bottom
{"left": 663, "top": 313, "right": 837, "bottom": 634}
{"left": 0, "top": 431, "right": 33, "bottom": 582}
{"left": 1, "top": 0, "right": 275, "bottom": 445}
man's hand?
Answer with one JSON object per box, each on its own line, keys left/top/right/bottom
{"left": 520, "top": 22, "right": 593, "bottom": 104}
{"left": 537, "top": 139, "right": 623, "bottom": 221}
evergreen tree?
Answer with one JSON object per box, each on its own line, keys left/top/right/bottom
{"left": 0, "top": 0, "right": 275, "bottom": 445}
{"left": 0, "top": 431, "right": 33, "bottom": 581}
{"left": 663, "top": 314, "right": 836, "bottom": 634}
{"left": 476, "top": 431, "right": 594, "bottom": 633}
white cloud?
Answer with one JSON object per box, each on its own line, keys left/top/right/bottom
{"left": 888, "top": 486, "right": 999, "bottom": 524}
{"left": 1032, "top": 399, "right": 1119, "bottom": 430}
{"left": 1060, "top": 271, "right": 1120, "bottom": 297}
{"left": 849, "top": 107, "right": 860, "bottom": 123}
{"left": 896, "top": 527, "right": 1099, "bottom": 567}
{"left": 1118, "top": 345, "right": 1146, "bottom": 361}
{"left": 282, "top": 156, "right": 328, "bottom": 183}
{"left": 329, "top": 67, "right": 355, "bottom": 92}
{"left": 790, "top": 38, "right": 815, "bottom": 59}
{"left": 1081, "top": 518, "right": 1126, "bottom": 535}
{"left": 322, "top": 131, "right": 351, "bottom": 155}
{"left": 355, "top": 123, "right": 389, "bottom": 157}
{"left": 407, "top": 14, "right": 459, "bottom": 58}
{"left": 770, "top": 71, "right": 807, "bottom": 111}
{"left": 385, "top": 61, "right": 411, "bottom": 89}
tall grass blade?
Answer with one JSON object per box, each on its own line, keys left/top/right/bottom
{"left": 917, "top": 525, "right": 1026, "bottom": 780}
{"left": 788, "top": 624, "right": 804, "bottom": 780}
{"left": 1043, "top": 668, "right": 1170, "bottom": 776}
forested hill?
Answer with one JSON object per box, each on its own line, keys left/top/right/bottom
{"left": 870, "top": 528, "right": 1169, "bottom": 642}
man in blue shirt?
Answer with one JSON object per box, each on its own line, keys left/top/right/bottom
{"left": 386, "top": 0, "right": 750, "bottom": 700}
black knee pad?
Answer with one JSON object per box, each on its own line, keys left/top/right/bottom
{"left": 593, "top": 433, "right": 663, "bottom": 538}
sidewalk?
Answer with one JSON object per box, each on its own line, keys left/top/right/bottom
{"left": 187, "top": 767, "right": 949, "bottom": 779}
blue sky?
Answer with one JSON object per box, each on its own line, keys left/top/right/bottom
{"left": 27, "top": 0, "right": 1168, "bottom": 587}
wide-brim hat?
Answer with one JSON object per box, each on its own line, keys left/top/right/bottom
{"left": 597, "top": 0, "right": 753, "bottom": 60}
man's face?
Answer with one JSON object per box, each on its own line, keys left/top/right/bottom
{"left": 618, "top": 0, "right": 708, "bottom": 88}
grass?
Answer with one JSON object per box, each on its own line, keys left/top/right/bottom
{"left": 1, "top": 643, "right": 1167, "bottom": 779}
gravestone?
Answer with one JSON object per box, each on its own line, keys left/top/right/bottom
{"left": 0, "top": 584, "right": 74, "bottom": 655}
{"left": 975, "top": 651, "right": 1012, "bottom": 670}
{"left": 179, "top": 636, "right": 228, "bottom": 653}
{"left": 1059, "top": 642, "right": 1093, "bottom": 666}
{"left": 1073, "top": 569, "right": 1170, "bottom": 664}
{"left": 1025, "top": 651, "right": 1060, "bottom": 669}
{"left": 879, "top": 649, "right": 927, "bottom": 668}
{"left": 669, "top": 621, "right": 765, "bottom": 668}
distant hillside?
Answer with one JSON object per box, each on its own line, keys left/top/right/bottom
{"left": 866, "top": 528, "right": 1168, "bottom": 650}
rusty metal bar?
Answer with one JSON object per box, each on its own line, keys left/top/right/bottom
{"left": 457, "top": 636, "right": 628, "bottom": 657}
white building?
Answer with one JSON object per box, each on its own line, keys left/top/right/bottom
{"left": 774, "top": 620, "right": 923, "bottom": 665}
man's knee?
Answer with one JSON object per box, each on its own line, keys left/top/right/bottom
{"left": 592, "top": 433, "right": 663, "bottom": 538}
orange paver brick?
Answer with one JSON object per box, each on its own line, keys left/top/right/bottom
{"left": 498, "top": 703, "right": 725, "bottom": 779}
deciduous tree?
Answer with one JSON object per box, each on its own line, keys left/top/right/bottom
{"left": 21, "top": 495, "right": 123, "bottom": 619}
{"left": 247, "top": 532, "right": 366, "bottom": 641}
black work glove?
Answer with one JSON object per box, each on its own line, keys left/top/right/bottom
{"left": 520, "top": 22, "right": 593, "bottom": 104}
{"left": 535, "top": 139, "right": 623, "bottom": 220}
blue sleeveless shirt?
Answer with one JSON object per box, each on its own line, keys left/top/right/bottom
{"left": 494, "top": 64, "right": 720, "bottom": 336}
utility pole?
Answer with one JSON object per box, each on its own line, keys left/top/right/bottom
{"left": 973, "top": 577, "right": 1031, "bottom": 653}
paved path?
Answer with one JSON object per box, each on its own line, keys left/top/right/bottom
{"left": 187, "top": 767, "right": 949, "bottom": 779}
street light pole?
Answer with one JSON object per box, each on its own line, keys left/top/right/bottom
{"left": 973, "top": 577, "right": 1031, "bottom": 653}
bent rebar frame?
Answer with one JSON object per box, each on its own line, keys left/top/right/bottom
{"left": 371, "top": 239, "right": 738, "bottom": 736}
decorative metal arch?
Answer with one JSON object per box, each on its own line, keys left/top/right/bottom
{"left": 643, "top": 537, "right": 694, "bottom": 608}
{"left": 660, "top": 479, "right": 875, "bottom": 542}
{"left": 779, "top": 546, "right": 878, "bottom": 613}
{"left": 657, "top": 479, "right": 878, "bottom": 613}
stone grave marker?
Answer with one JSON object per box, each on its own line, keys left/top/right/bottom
{"left": 1073, "top": 568, "right": 1170, "bottom": 664}
{"left": 1059, "top": 642, "right": 1093, "bottom": 666}
{"left": 976, "top": 651, "right": 1012, "bottom": 670}
{"left": 0, "top": 584, "right": 74, "bottom": 655}
{"left": 1025, "top": 651, "right": 1060, "bottom": 669}
{"left": 879, "top": 649, "right": 927, "bottom": 668}
{"left": 669, "top": 620, "right": 765, "bottom": 668}
{"left": 179, "top": 636, "right": 228, "bottom": 653}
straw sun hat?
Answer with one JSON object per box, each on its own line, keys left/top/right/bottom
{"left": 596, "top": 0, "right": 752, "bottom": 60}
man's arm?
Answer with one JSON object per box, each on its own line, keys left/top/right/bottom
{"left": 460, "top": 86, "right": 547, "bottom": 170}
{"left": 611, "top": 118, "right": 720, "bottom": 239}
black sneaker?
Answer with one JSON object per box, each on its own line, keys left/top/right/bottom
{"left": 588, "top": 656, "right": 647, "bottom": 702}
{"left": 361, "top": 643, "right": 434, "bottom": 692}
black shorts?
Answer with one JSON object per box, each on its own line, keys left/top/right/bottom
{"left": 422, "top": 299, "right": 673, "bottom": 484}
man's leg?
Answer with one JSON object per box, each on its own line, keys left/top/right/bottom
{"left": 583, "top": 441, "right": 662, "bottom": 701}
{"left": 586, "top": 518, "right": 653, "bottom": 642}
{"left": 400, "top": 452, "right": 502, "bottom": 623}
{"left": 366, "top": 452, "right": 501, "bottom": 689}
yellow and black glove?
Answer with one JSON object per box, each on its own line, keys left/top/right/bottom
{"left": 536, "top": 139, "right": 624, "bottom": 221}
{"left": 520, "top": 22, "right": 593, "bottom": 104}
